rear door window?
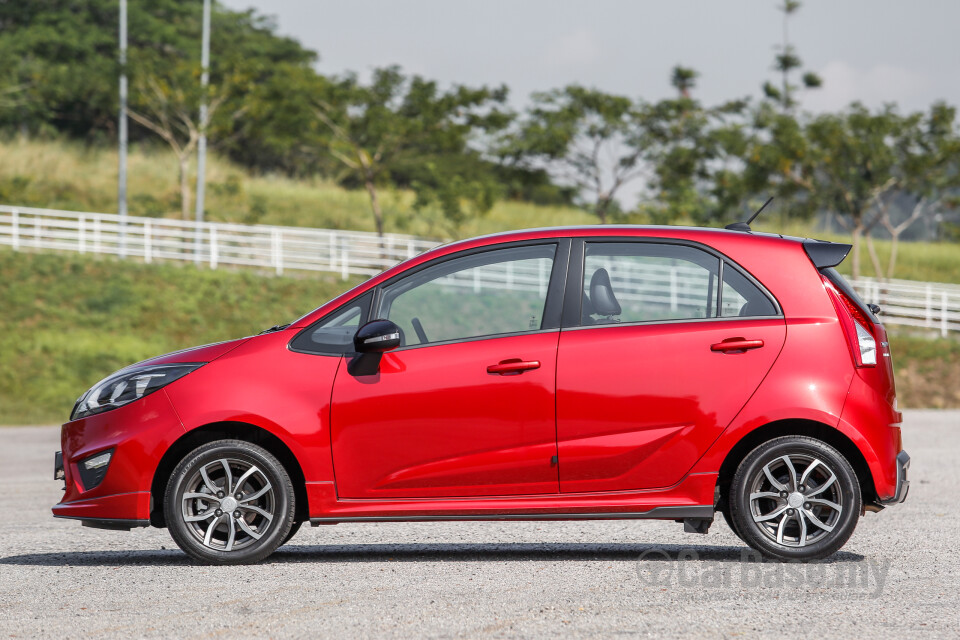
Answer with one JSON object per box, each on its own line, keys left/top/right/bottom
{"left": 581, "top": 242, "right": 720, "bottom": 325}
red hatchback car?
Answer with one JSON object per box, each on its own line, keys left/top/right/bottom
{"left": 53, "top": 226, "right": 909, "bottom": 564}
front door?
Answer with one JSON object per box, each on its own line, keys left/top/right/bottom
{"left": 330, "top": 242, "right": 566, "bottom": 499}
{"left": 556, "top": 240, "right": 786, "bottom": 492}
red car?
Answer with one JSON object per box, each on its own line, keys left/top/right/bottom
{"left": 53, "top": 226, "right": 909, "bottom": 564}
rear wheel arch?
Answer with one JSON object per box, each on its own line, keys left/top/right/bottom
{"left": 149, "top": 422, "right": 308, "bottom": 527}
{"left": 716, "top": 419, "right": 876, "bottom": 512}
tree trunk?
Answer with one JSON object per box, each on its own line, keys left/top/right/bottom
{"left": 865, "top": 234, "right": 885, "bottom": 281}
{"left": 850, "top": 225, "right": 862, "bottom": 280}
{"left": 364, "top": 178, "right": 384, "bottom": 237}
{"left": 178, "top": 155, "right": 191, "bottom": 220}
{"left": 887, "top": 233, "right": 900, "bottom": 280}
{"left": 594, "top": 198, "right": 609, "bottom": 225}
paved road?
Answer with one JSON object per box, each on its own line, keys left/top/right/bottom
{"left": 0, "top": 411, "right": 957, "bottom": 639}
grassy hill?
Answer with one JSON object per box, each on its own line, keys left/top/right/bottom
{"left": 0, "top": 249, "right": 359, "bottom": 424}
{"left": 2, "top": 137, "right": 959, "bottom": 284}
{"left": 1, "top": 248, "right": 957, "bottom": 425}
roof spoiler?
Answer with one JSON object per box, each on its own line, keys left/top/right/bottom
{"left": 803, "top": 240, "right": 852, "bottom": 269}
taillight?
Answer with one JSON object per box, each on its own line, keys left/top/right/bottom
{"left": 822, "top": 275, "right": 877, "bottom": 368}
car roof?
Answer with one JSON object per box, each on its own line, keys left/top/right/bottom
{"left": 430, "top": 224, "right": 796, "bottom": 253}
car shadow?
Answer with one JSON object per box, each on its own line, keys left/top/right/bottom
{"left": 0, "top": 542, "right": 865, "bottom": 567}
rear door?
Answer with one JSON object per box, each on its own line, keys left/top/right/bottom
{"left": 556, "top": 239, "right": 786, "bottom": 493}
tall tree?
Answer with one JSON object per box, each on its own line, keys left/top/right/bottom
{"left": 762, "top": 1, "right": 822, "bottom": 112}
{"left": 640, "top": 68, "right": 749, "bottom": 224}
{"left": 314, "top": 67, "right": 511, "bottom": 236}
{"left": 746, "top": 104, "right": 907, "bottom": 278}
{"left": 508, "top": 86, "right": 645, "bottom": 223}
{"left": 126, "top": 57, "right": 243, "bottom": 219}
{"left": 868, "top": 103, "right": 960, "bottom": 279}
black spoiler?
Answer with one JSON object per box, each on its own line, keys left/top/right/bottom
{"left": 803, "top": 240, "right": 852, "bottom": 269}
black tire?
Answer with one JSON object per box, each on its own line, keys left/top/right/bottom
{"left": 281, "top": 520, "right": 303, "bottom": 546}
{"left": 729, "top": 436, "right": 861, "bottom": 561}
{"left": 164, "top": 439, "right": 295, "bottom": 565}
{"left": 719, "top": 505, "right": 745, "bottom": 542}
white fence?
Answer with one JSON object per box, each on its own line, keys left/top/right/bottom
{"left": 0, "top": 204, "right": 958, "bottom": 336}
{"left": 0, "top": 205, "right": 439, "bottom": 278}
{"left": 853, "top": 277, "right": 960, "bottom": 337}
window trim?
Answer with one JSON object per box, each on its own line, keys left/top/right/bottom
{"left": 288, "top": 292, "right": 373, "bottom": 356}
{"left": 564, "top": 237, "right": 781, "bottom": 329}
{"left": 289, "top": 239, "right": 571, "bottom": 356}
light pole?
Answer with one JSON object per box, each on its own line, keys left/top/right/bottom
{"left": 194, "top": 0, "right": 211, "bottom": 260}
{"left": 118, "top": 0, "right": 128, "bottom": 256}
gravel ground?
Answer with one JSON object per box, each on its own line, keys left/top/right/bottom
{"left": 0, "top": 410, "right": 956, "bottom": 639}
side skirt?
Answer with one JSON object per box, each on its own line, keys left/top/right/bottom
{"left": 311, "top": 505, "right": 714, "bottom": 525}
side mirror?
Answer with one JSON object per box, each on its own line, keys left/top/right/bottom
{"left": 353, "top": 319, "right": 401, "bottom": 353}
{"left": 348, "top": 319, "right": 401, "bottom": 376}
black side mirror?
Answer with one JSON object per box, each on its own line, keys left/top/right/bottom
{"left": 348, "top": 319, "right": 401, "bottom": 376}
{"left": 354, "top": 319, "right": 401, "bottom": 353}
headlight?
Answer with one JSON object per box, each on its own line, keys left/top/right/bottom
{"left": 71, "top": 363, "right": 204, "bottom": 420}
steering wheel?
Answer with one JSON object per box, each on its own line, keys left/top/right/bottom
{"left": 411, "top": 317, "right": 429, "bottom": 344}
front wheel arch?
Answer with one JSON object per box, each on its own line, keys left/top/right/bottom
{"left": 716, "top": 419, "right": 875, "bottom": 516}
{"left": 150, "top": 422, "right": 308, "bottom": 527}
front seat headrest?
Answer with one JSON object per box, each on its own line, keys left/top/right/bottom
{"left": 589, "top": 268, "right": 621, "bottom": 317}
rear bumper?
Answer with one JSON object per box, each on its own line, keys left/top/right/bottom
{"left": 878, "top": 450, "right": 910, "bottom": 506}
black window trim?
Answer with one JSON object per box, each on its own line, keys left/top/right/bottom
{"left": 564, "top": 237, "right": 782, "bottom": 329}
{"left": 289, "top": 238, "right": 572, "bottom": 355}
{"left": 288, "top": 291, "right": 374, "bottom": 356}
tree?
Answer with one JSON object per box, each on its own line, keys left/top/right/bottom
{"left": 762, "top": 1, "right": 822, "bottom": 112}
{"left": 0, "top": 0, "right": 317, "bottom": 166}
{"left": 671, "top": 66, "right": 699, "bottom": 99}
{"left": 508, "top": 86, "right": 645, "bottom": 223}
{"left": 127, "top": 56, "right": 244, "bottom": 219}
{"left": 868, "top": 103, "right": 960, "bottom": 279}
{"left": 314, "top": 67, "right": 511, "bottom": 237}
{"left": 639, "top": 68, "right": 750, "bottom": 224}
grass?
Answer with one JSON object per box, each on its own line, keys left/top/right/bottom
{"left": 0, "top": 248, "right": 361, "bottom": 424}
{"left": 2, "top": 137, "right": 958, "bottom": 282}
{"left": 1, "top": 248, "right": 957, "bottom": 425}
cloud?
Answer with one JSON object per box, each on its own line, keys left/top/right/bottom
{"left": 800, "top": 61, "right": 933, "bottom": 112}
{"left": 541, "top": 29, "right": 601, "bottom": 68}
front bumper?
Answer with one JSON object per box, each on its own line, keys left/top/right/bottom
{"left": 52, "top": 388, "right": 185, "bottom": 525}
{"left": 879, "top": 450, "right": 910, "bottom": 505}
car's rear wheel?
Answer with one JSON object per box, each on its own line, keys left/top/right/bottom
{"left": 729, "top": 436, "right": 861, "bottom": 561}
{"left": 164, "top": 440, "right": 295, "bottom": 565}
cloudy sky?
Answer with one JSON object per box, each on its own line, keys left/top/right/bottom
{"left": 219, "top": 0, "right": 960, "bottom": 113}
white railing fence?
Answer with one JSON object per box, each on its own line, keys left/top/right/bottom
{"left": 0, "top": 205, "right": 439, "bottom": 278}
{"left": 852, "top": 277, "right": 960, "bottom": 337}
{"left": 0, "top": 204, "right": 958, "bottom": 336}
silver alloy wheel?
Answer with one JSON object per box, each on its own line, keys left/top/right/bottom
{"left": 748, "top": 454, "right": 843, "bottom": 548}
{"left": 180, "top": 458, "right": 275, "bottom": 552}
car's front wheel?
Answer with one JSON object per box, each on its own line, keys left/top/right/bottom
{"left": 164, "top": 439, "right": 295, "bottom": 565}
{"left": 729, "top": 436, "right": 861, "bottom": 561}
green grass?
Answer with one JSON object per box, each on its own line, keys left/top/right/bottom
{"left": 2, "top": 137, "right": 958, "bottom": 282}
{"left": 0, "top": 137, "right": 595, "bottom": 239}
{"left": 0, "top": 248, "right": 360, "bottom": 424}
{"left": 1, "top": 248, "right": 957, "bottom": 424}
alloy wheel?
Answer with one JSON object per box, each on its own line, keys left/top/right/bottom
{"left": 748, "top": 453, "right": 843, "bottom": 548}
{"left": 181, "top": 457, "right": 276, "bottom": 553}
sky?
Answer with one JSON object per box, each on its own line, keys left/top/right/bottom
{"left": 218, "top": 0, "right": 960, "bottom": 113}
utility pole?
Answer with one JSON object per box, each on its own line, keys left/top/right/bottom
{"left": 118, "top": 0, "right": 128, "bottom": 256}
{"left": 194, "top": 0, "right": 211, "bottom": 261}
